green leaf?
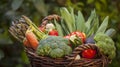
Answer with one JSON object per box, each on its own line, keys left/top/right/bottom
{"left": 96, "top": 16, "right": 109, "bottom": 34}
{"left": 87, "top": 15, "right": 99, "bottom": 37}
{"left": 93, "top": 16, "right": 99, "bottom": 32}
{"left": 60, "top": 7, "right": 74, "bottom": 32}
{"left": 105, "top": 28, "right": 116, "bottom": 37}
{"left": 60, "top": 20, "right": 70, "bottom": 35}
{"left": 11, "top": 0, "right": 23, "bottom": 10}
{"left": 76, "top": 11, "right": 86, "bottom": 32}
{"left": 54, "top": 19, "right": 64, "bottom": 36}
{"left": 69, "top": 7, "right": 76, "bottom": 31}
{"left": 86, "top": 10, "right": 96, "bottom": 33}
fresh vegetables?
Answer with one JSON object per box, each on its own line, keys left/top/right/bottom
{"left": 39, "top": 23, "right": 59, "bottom": 36}
{"left": 64, "top": 31, "right": 86, "bottom": 48}
{"left": 22, "top": 15, "right": 47, "bottom": 40}
{"left": 23, "top": 38, "right": 30, "bottom": 47}
{"left": 46, "top": 23, "right": 59, "bottom": 36}
{"left": 25, "top": 30, "right": 39, "bottom": 50}
{"left": 59, "top": 7, "right": 116, "bottom": 60}
{"left": 49, "top": 48, "right": 64, "bottom": 58}
{"left": 70, "top": 31, "right": 86, "bottom": 43}
{"left": 64, "top": 35, "right": 71, "bottom": 39}
{"left": 9, "top": 15, "right": 46, "bottom": 48}
{"left": 23, "top": 29, "right": 39, "bottom": 50}
{"left": 48, "top": 30, "right": 58, "bottom": 36}
{"left": 69, "top": 35, "right": 82, "bottom": 48}
{"left": 81, "top": 49, "right": 96, "bottom": 59}
{"left": 94, "top": 33, "right": 116, "bottom": 59}
{"left": 64, "top": 35, "right": 72, "bottom": 47}
{"left": 36, "top": 36, "right": 72, "bottom": 58}
{"left": 45, "top": 23, "right": 55, "bottom": 31}
{"left": 8, "top": 7, "right": 116, "bottom": 60}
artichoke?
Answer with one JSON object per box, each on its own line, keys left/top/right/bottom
{"left": 94, "top": 33, "right": 116, "bottom": 59}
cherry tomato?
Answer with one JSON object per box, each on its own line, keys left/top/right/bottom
{"left": 81, "top": 49, "right": 96, "bottom": 59}
{"left": 49, "top": 30, "right": 58, "bottom": 36}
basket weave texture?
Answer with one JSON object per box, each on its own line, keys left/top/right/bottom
{"left": 25, "top": 44, "right": 109, "bottom": 67}
{"left": 25, "top": 15, "right": 110, "bottom": 67}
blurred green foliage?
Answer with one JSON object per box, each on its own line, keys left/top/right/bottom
{"left": 0, "top": 0, "right": 120, "bottom": 67}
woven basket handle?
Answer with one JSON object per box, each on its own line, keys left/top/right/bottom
{"left": 40, "top": 14, "right": 61, "bottom": 28}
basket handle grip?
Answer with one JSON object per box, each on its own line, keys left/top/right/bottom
{"left": 40, "top": 14, "right": 61, "bottom": 28}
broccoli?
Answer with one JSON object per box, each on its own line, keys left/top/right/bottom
{"left": 36, "top": 36, "right": 72, "bottom": 58}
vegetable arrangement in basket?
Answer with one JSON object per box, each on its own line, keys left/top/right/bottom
{"left": 9, "top": 7, "right": 116, "bottom": 67}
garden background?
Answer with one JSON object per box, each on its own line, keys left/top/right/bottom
{"left": 0, "top": 0, "right": 120, "bottom": 67}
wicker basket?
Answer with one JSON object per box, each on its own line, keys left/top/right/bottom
{"left": 25, "top": 15, "right": 110, "bottom": 67}
{"left": 25, "top": 44, "right": 109, "bottom": 67}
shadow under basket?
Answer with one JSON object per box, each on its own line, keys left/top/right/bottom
{"left": 25, "top": 44, "right": 110, "bottom": 67}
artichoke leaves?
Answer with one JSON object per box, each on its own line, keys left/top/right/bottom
{"left": 94, "top": 33, "right": 116, "bottom": 59}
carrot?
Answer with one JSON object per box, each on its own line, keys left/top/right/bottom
{"left": 23, "top": 38, "right": 31, "bottom": 47}
{"left": 25, "top": 31, "right": 39, "bottom": 50}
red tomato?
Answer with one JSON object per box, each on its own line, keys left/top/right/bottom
{"left": 81, "top": 49, "right": 96, "bottom": 59}
{"left": 49, "top": 30, "right": 58, "bottom": 36}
